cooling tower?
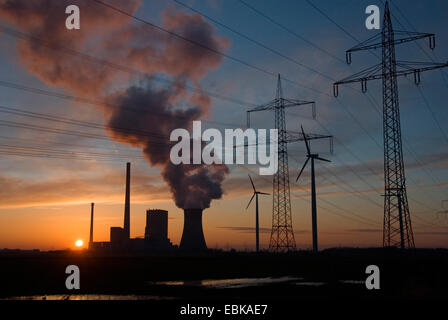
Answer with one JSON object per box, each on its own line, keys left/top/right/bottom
{"left": 180, "top": 208, "right": 207, "bottom": 251}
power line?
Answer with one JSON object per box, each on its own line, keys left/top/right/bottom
{"left": 379, "top": 0, "right": 448, "bottom": 83}
{"left": 416, "top": 85, "right": 448, "bottom": 145}
{"left": 290, "top": 156, "right": 439, "bottom": 230}
{"left": 0, "top": 134, "right": 141, "bottom": 153}
{"left": 1, "top": 40, "right": 439, "bottom": 216}
{"left": 4, "top": 102, "right": 385, "bottom": 210}
{"left": 173, "top": 0, "right": 334, "bottom": 81}
{"left": 0, "top": 78, "right": 394, "bottom": 191}
{"left": 301, "top": 1, "right": 445, "bottom": 212}
{"left": 0, "top": 117, "right": 173, "bottom": 150}
{"left": 0, "top": 150, "right": 144, "bottom": 162}
{"left": 232, "top": 1, "right": 422, "bottom": 190}
{"left": 304, "top": 0, "right": 360, "bottom": 44}
{"left": 0, "top": 11, "right": 396, "bottom": 173}
{"left": 0, "top": 25, "right": 256, "bottom": 109}
{"left": 0, "top": 103, "right": 386, "bottom": 213}
{"left": 236, "top": 0, "right": 346, "bottom": 65}
{"left": 2, "top": 135, "right": 433, "bottom": 229}
{"left": 375, "top": 1, "right": 448, "bottom": 146}
{"left": 0, "top": 105, "right": 170, "bottom": 141}
{"left": 0, "top": 1, "right": 442, "bottom": 230}
{"left": 238, "top": 163, "right": 382, "bottom": 228}
{"left": 0, "top": 79, "right": 245, "bottom": 129}
{"left": 90, "top": 0, "right": 328, "bottom": 96}
{"left": 288, "top": 156, "right": 382, "bottom": 225}
{"left": 305, "top": 0, "right": 381, "bottom": 61}
{"left": 0, "top": 143, "right": 145, "bottom": 160}
{"left": 0, "top": 104, "right": 442, "bottom": 227}
{"left": 230, "top": 1, "right": 443, "bottom": 216}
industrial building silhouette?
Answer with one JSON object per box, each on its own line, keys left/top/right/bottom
{"left": 88, "top": 162, "right": 207, "bottom": 252}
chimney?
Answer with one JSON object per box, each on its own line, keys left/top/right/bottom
{"left": 123, "top": 162, "right": 130, "bottom": 239}
{"left": 89, "top": 202, "right": 94, "bottom": 246}
{"left": 180, "top": 208, "right": 207, "bottom": 251}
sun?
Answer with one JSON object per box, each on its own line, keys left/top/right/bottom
{"left": 75, "top": 239, "right": 84, "bottom": 248}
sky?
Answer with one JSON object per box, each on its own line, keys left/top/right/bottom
{"left": 0, "top": 0, "right": 447, "bottom": 251}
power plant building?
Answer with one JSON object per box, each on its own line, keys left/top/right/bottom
{"left": 89, "top": 163, "right": 175, "bottom": 252}
{"left": 145, "top": 209, "right": 168, "bottom": 241}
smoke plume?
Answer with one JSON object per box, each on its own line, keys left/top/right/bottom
{"left": 0, "top": 0, "right": 230, "bottom": 209}
{"left": 106, "top": 78, "right": 229, "bottom": 209}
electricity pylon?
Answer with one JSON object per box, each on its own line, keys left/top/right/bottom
{"left": 247, "top": 74, "right": 332, "bottom": 252}
{"left": 333, "top": 1, "right": 448, "bottom": 249}
{"left": 246, "top": 175, "right": 270, "bottom": 252}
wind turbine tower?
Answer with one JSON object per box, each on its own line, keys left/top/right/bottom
{"left": 296, "top": 126, "right": 331, "bottom": 252}
{"left": 246, "top": 174, "right": 269, "bottom": 252}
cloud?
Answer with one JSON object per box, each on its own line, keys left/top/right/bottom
{"left": 415, "top": 231, "right": 448, "bottom": 235}
{"left": 0, "top": 170, "right": 170, "bottom": 208}
{"left": 217, "top": 226, "right": 309, "bottom": 234}
{"left": 345, "top": 228, "right": 382, "bottom": 233}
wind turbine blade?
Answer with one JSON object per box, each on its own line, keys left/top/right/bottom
{"left": 301, "top": 125, "right": 311, "bottom": 156}
{"left": 296, "top": 157, "right": 310, "bottom": 182}
{"left": 316, "top": 156, "right": 331, "bottom": 162}
{"left": 259, "top": 192, "right": 270, "bottom": 195}
{"left": 246, "top": 193, "right": 255, "bottom": 210}
{"left": 248, "top": 174, "right": 256, "bottom": 192}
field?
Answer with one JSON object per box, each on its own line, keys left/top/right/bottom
{"left": 0, "top": 248, "right": 447, "bottom": 300}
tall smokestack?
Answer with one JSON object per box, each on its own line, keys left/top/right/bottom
{"left": 180, "top": 209, "right": 207, "bottom": 251}
{"left": 89, "top": 202, "right": 94, "bottom": 246}
{"left": 123, "top": 162, "right": 131, "bottom": 239}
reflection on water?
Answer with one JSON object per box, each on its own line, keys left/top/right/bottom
{"left": 3, "top": 295, "right": 173, "bottom": 300}
{"left": 201, "top": 277, "right": 303, "bottom": 288}
{"left": 149, "top": 276, "right": 318, "bottom": 289}
{"left": 3, "top": 277, "right": 364, "bottom": 300}
{"left": 295, "top": 282, "right": 326, "bottom": 287}
{"left": 339, "top": 280, "right": 364, "bottom": 285}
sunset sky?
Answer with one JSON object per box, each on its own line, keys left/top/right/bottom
{"left": 0, "top": 0, "right": 447, "bottom": 251}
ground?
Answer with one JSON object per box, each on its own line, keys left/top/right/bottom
{"left": 0, "top": 248, "right": 447, "bottom": 300}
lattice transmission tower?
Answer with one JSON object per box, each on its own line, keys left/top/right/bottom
{"left": 247, "top": 75, "right": 332, "bottom": 252}
{"left": 333, "top": 1, "right": 448, "bottom": 249}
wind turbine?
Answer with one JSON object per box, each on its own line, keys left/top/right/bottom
{"left": 296, "top": 125, "right": 331, "bottom": 253}
{"left": 246, "top": 174, "right": 269, "bottom": 252}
